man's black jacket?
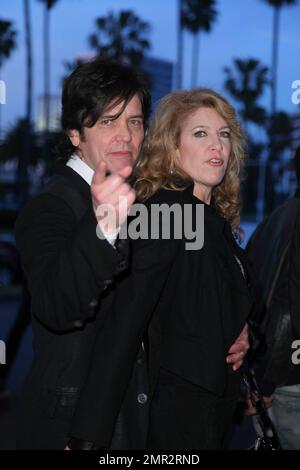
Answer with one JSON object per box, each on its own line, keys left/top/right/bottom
{"left": 15, "top": 164, "right": 149, "bottom": 450}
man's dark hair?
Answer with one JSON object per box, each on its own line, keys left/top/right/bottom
{"left": 294, "top": 145, "right": 300, "bottom": 184}
{"left": 57, "top": 58, "right": 151, "bottom": 160}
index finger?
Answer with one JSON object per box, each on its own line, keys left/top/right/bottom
{"left": 92, "top": 161, "right": 107, "bottom": 186}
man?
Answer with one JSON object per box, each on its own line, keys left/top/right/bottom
{"left": 246, "top": 145, "right": 300, "bottom": 449}
{"left": 15, "top": 58, "right": 151, "bottom": 450}
{"left": 15, "top": 58, "right": 248, "bottom": 450}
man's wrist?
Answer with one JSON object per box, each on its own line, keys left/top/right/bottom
{"left": 97, "top": 223, "right": 120, "bottom": 247}
{"left": 68, "top": 436, "right": 108, "bottom": 450}
{"left": 68, "top": 437, "right": 96, "bottom": 450}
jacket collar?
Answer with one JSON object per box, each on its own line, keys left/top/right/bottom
{"left": 53, "top": 162, "right": 91, "bottom": 202}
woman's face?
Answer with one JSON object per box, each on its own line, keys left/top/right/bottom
{"left": 176, "top": 107, "right": 231, "bottom": 204}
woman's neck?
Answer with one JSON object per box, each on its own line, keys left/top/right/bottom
{"left": 193, "top": 183, "right": 212, "bottom": 205}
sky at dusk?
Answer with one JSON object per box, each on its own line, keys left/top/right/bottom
{"left": 1, "top": 0, "right": 300, "bottom": 131}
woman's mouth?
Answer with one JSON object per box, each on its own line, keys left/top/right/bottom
{"left": 207, "top": 158, "right": 223, "bottom": 167}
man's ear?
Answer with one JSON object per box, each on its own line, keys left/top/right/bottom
{"left": 68, "top": 129, "right": 80, "bottom": 147}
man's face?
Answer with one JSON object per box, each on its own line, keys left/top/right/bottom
{"left": 69, "top": 94, "right": 144, "bottom": 173}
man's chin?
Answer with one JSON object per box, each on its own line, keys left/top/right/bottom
{"left": 107, "top": 158, "right": 134, "bottom": 174}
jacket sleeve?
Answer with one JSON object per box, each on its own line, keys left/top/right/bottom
{"left": 288, "top": 207, "right": 300, "bottom": 339}
{"left": 69, "top": 232, "right": 179, "bottom": 448}
{"left": 15, "top": 193, "right": 127, "bottom": 332}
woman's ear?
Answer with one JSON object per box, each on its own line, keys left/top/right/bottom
{"left": 67, "top": 129, "right": 80, "bottom": 147}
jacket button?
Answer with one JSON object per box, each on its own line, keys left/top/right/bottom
{"left": 102, "top": 279, "right": 113, "bottom": 292}
{"left": 88, "top": 299, "right": 98, "bottom": 308}
{"left": 117, "top": 260, "right": 127, "bottom": 272}
{"left": 137, "top": 356, "right": 144, "bottom": 366}
{"left": 137, "top": 393, "right": 148, "bottom": 405}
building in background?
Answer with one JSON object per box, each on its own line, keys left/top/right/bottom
{"left": 141, "top": 56, "right": 173, "bottom": 108}
{"left": 35, "top": 94, "right": 61, "bottom": 133}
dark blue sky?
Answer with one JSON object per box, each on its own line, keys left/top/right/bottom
{"left": 1, "top": 0, "right": 300, "bottom": 130}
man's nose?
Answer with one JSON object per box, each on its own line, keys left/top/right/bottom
{"left": 116, "top": 121, "right": 132, "bottom": 142}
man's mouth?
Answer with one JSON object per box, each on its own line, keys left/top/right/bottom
{"left": 109, "top": 150, "right": 132, "bottom": 158}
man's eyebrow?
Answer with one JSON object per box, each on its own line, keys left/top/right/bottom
{"left": 128, "top": 114, "right": 144, "bottom": 119}
{"left": 100, "top": 113, "right": 144, "bottom": 119}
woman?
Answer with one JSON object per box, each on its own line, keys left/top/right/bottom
{"left": 69, "top": 88, "right": 254, "bottom": 450}
{"left": 133, "top": 88, "right": 253, "bottom": 449}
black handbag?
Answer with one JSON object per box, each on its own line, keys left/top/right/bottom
{"left": 242, "top": 362, "right": 282, "bottom": 450}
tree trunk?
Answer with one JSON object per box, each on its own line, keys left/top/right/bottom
{"left": 191, "top": 32, "right": 200, "bottom": 88}
{"left": 18, "top": 0, "right": 33, "bottom": 205}
{"left": 176, "top": 0, "right": 183, "bottom": 89}
{"left": 44, "top": 5, "right": 50, "bottom": 133}
{"left": 42, "top": 4, "right": 50, "bottom": 175}
{"left": 0, "top": 66, "right": 2, "bottom": 141}
{"left": 271, "top": 6, "right": 280, "bottom": 116}
{"left": 25, "top": 0, "right": 32, "bottom": 124}
{"left": 268, "top": 6, "right": 280, "bottom": 211}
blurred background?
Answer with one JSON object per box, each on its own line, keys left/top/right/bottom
{"left": 0, "top": 0, "right": 300, "bottom": 449}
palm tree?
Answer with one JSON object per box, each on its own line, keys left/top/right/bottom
{"left": 0, "top": 19, "right": 17, "bottom": 139}
{"left": 24, "top": 1, "right": 33, "bottom": 127}
{"left": 224, "top": 58, "right": 270, "bottom": 220}
{"left": 262, "top": 0, "right": 298, "bottom": 115}
{"left": 181, "top": 0, "right": 217, "bottom": 88}
{"left": 224, "top": 58, "right": 270, "bottom": 132}
{"left": 38, "top": 0, "right": 59, "bottom": 133}
{"left": 0, "top": 19, "right": 17, "bottom": 71}
{"left": 89, "top": 10, "right": 150, "bottom": 67}
{"left": 17, "top": 0, "right": 33, "bottom": 205}
{"left": 0, "top": 118, "right": 40, "bottom": 166}
{"left": 176, "top": 0, "right": 183, "bottom": 89}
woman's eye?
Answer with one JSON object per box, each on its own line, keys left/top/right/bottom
{"left": 220, "top": 131, "right": 231, "bottom": 138}
{"left": 194, "top": 130, "right": 206, "bottom": 137}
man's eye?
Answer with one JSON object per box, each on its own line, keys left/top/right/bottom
{"left": 100, "top": 119, "right": 113, "bottom": 126}
{"left": 130, "top": 119, "right": 143, "bottom": 127}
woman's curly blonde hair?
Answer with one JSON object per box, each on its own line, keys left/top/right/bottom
{"left": 133, "top": 88, "right": 246, "bottom": 238}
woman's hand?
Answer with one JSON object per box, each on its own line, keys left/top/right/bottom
{"left": 226, "top": 324, "right": 249, "bottom": 371}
